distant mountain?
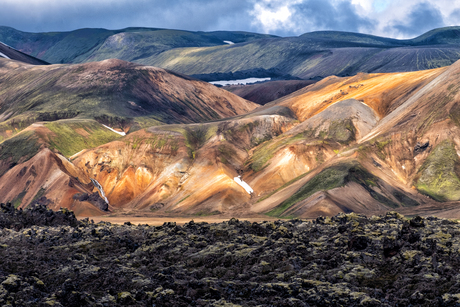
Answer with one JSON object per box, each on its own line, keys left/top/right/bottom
{"left": 4, "top": 27, "right": 460, "bottom": 219}
{"left": 2, "top": 26, "right": 460, "bottom": 80}
{"left": 0, "top": 41, "right": 48, "bottom": 65}
{"left": 0, "top": 26, "right": 275, "bottom": 64}
{"left": 145, "top": 28, "right": 460, "bottom": 80}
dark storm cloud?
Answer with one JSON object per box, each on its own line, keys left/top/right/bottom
{"left": 0, "top": 0, "right": 256, "bottom": 33}
{"left": 289, "top": 0, "right": 375, "bottom": 35}
{"left": 392, "top": 2, "right": 444, "bottom": 37}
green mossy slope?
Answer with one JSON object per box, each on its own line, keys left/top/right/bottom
{"left": 416, "top": 140, "right": 460, "bottom": 201}
{"left": 44, "top": 121, "right": 122, "bottom": 157}
{"left": 268, "top": 162, "right": 401, "bottom": 217}
{"left": 0, "top": 131, "right": 41, "bottom": 176}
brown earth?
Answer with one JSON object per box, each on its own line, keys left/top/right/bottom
{"left": 3, "top": 58, "right": 460, "bottom": 219}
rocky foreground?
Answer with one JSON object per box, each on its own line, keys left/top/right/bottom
{"left": 1, "top": 205, "right": 460, "bottom": 306}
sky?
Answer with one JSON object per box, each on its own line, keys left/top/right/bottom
{"left": 1, "top": 0, "right": 460, "bottom": 38}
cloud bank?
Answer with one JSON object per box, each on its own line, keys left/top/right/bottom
{"left": 1, "top": 0, "right": 460, "bottom": 38}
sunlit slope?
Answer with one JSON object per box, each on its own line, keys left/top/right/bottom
{"left": 0, "top": 120, "right": 126, "bottom": 215}
{"left": 69, "top": 112, "right": 296, "bottom": 215}
{"left": 277, "top": 68, "right": 446, "bottom": 120}
{"left": 5, "top": 59, "right": 460, "bottom": 218}
{"left": 250, "top": 59, "right": 460, "bottom": 218}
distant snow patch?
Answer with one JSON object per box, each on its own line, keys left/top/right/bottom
{"left": 102, "top": 124, "right": 126, "bottom": 136}
{"left": 234, "top": 176, "right": 253, "bottom": 194}
{"left": 210, "top": 77, "right": 271, "bottom": 86}
{"left": 0, "top": 52, "right": 10, "bottom": 59}
{"left": 223, "top": 40, "right": 235, "bottom": 44}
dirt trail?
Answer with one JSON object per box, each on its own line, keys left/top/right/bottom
{"left": 80, "top": 215, "right": 284, "bottom": 226}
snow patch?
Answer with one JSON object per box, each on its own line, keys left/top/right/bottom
{"left": 70, "top": 149, "right": 86, "bottom": 160}
{"left": 223, "top": 40, "right": 235, "bottom": 45}
{"left": 102, "top": 124, "right": 126, "bottom": 136}
{"left": 210, "top": 77, "right": 271, "bottom": 86}
{"left": 0, "top": 52, "right": 10, "bottom": 59}
{"left": 234, "top": 176, "right": 254, "bottom": 194}
{"left": 91, "top": 178, "right": 110, "bottom": 205}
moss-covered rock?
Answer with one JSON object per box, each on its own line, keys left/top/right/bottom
{"left": 416, "top": 140, "right": 460, "bottom": 201}
{"left": 0, "top": 206, "right": 460, "bottom": 305}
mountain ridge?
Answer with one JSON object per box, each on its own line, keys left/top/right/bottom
{"left": 2, "top": 26, "right": 460, "bottom": 81}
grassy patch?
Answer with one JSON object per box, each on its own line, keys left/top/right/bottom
{"left": 267, "top": 162, "right": 400, "bottom": 217}
{"left": 375, "top": 139, "right": 391, "bottom": 151}
{"left": 157, "top": 124, "right": 217, "bottom": 159}
{"left": 143, "top": 133, "right": 180, "bottom": 155}
{"left": 326, "top": 119, "right": 355, "bottom": 144}
{"left": 176, "top": 195, "right": 191, "bottom": 205}
{"left": 392, "top": 190, "right": 419, "bottom": 207}
{"left": 267, "top": 164, "right": 351, "bottom": 217}
{"left": 12, "top": 190, "right": 27, "bottom": 208}
{"left": 31, "top": 188, "right": 47, "bottom": 203}
{"left": 195, "top": 210, "right": 221, "bottom": 217}
{"left": 0, "top": 130, "right": 41, "bottom": 174}
{"left": 218, "top": 144, "right": 236, "bottom": 164}
{"left": 415, "top": 140, "right": 460, "bottom": 201}
{"left": 44, "top": 121, "right": 122, "bottom": 156}
{"left": 183, "top": 126, "right": 210, "bottom": 159}
{"left": 131, "top": 116, "right": 164, "bottom": 130}
{"left": 249, "top": 134, "right": 305, "bottom": 172}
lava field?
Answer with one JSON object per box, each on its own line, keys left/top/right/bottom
{"left": 1, "top": 203, "right": 460, "bottom": 306}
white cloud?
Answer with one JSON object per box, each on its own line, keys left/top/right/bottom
{"left": 1, "top": 0, "right": 460, "bottom": 38}
{"left": 250, "top": 0, "right": 302, "bottom": 35}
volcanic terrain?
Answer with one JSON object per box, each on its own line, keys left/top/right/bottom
{"left": 2, "top": 25, "right": 460, "bottom": 220}
{"left": 2, "top": 205, "right": 460, "bottom": 306}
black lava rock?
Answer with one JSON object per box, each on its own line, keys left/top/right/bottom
{"left": 0, "top": 208, "right": 459, "bottom": 306}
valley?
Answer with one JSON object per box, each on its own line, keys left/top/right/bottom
{"left": 5, "top": 0, "right": 460, "bottom": 302}
{"left": 1, "top": 26, "right": 460, "bottom": 221}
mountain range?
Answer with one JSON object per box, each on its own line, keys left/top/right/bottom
{"left": 2, "top": 26, "right": 460, "bottom": 219}
{"left": 2, "top": 26, "right": 460, "bottom": 80}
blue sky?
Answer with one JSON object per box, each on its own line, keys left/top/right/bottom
{"left": 0, "top": 0, "right": 458, "bottom": 38}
